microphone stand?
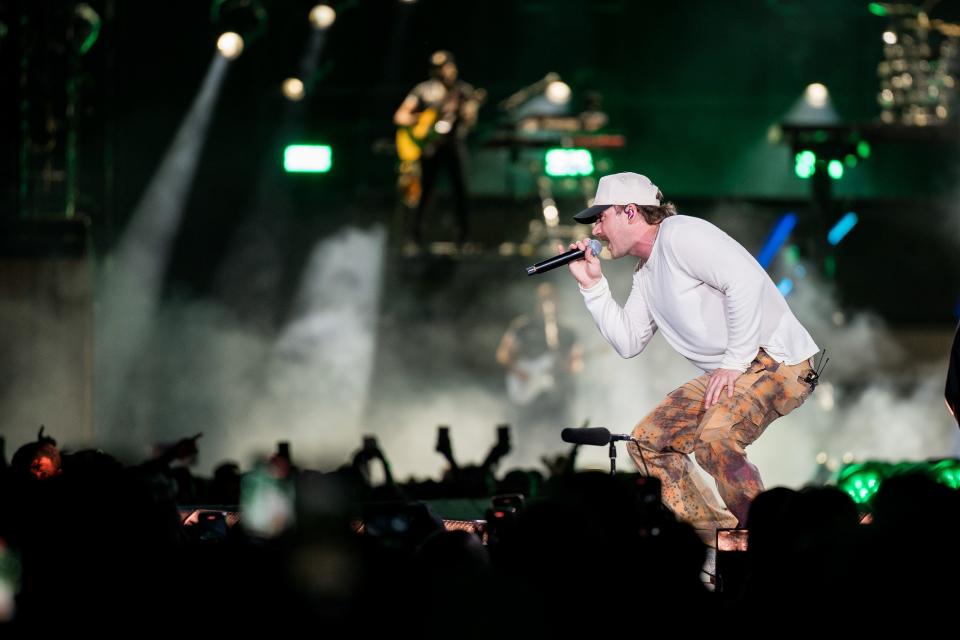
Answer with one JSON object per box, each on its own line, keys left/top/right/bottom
{"left": 560, "top": 428, "right": 646, "bottom": 476}
{"left": 607, "top": 435, "right": 644, "bottom": 477}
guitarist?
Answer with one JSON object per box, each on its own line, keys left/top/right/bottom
{"left": 393, "top": 50, "right": 481, "bottom": 247}
{"left": 496, "top": 283, "right": 584, "bottom": 462}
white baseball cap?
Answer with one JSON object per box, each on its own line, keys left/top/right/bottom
{"left": 573, "top": 172, "right": 661, "bottom": 223}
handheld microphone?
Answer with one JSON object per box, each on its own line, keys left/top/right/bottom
{"left": 526, "top": 239, "right": 602, "bottom": 276}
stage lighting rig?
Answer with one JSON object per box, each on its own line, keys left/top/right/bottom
{"left": 210, "top": 0, "right": 267, "bottom": 57}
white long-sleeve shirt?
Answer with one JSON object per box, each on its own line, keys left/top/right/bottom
{"left": 579, "top": 215, "right": 819, "bottom": 373}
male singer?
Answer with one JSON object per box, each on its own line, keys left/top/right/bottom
{"left": 562, "top": 172, "right": 819, "bottom": 545}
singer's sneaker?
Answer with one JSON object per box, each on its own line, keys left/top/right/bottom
{"left": 700, "top": 547, "right": 717, "bottom": 591}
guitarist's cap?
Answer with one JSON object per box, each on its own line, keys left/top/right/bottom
{"left": 573, "top": 172, "right": 661, "bottom": 223}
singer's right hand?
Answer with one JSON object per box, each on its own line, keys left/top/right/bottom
{"left": 561, "top": 240, "right": 603, "bottom": 289}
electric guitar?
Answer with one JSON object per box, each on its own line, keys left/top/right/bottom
{"left": 506, "top": 352, "right": 561, "bottom": 406}
{"left": 395, "top": 88, "right": 486, "bottom": 162}
{"left": 505, "top": 342, "right": 605, "bottom": 405}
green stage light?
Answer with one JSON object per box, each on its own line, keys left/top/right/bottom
{"left": 837, "top": 464, "right": 885, "bottom": 504}
{"left": 835, "top": 460, "right": 960, "bottom": 507}
{"left": 857, "top": 140, "right": 871, "bottom": 158}
{"left": 828, "top": 159, "right": 844, "bottom": 180}
{"left": 868, "top": 3, "right": 887, "bottom": 17}
{"left": 283, "top": 144, "right": 332, "bottom": 173}
{"left": 545, "top": 148, "right": 594, "bottom": 177}
{"left": 845, "top": 153, "right": 858, "bottom": 168}
{"left": 932, "top": 459, "right": 960, "bottom": 489}
{"left": 794, "top": 150, "right": 816, "bottom": 178}
{"left": 797, "top": 150, "right": 816, "bottom": 165}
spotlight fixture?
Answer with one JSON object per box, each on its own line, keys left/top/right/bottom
{"left": 309, "top": 4, "right": 336, "bottom": 29}
{"left": 545, "top": 80, "right": 572, "bottom": 105}
{"left": 210, "top": 0, "right": 267, "bottom": 53}
{"left": 216, "top": 32, "right": 244, "bottom": 59}
{"left": 282, "top": 77, "right": 305, "bottom": 101}
{"left": 804, "top": 83, "right": 829, "bottom": 108}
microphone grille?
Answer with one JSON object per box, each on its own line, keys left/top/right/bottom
{"left": 586, "top": 238, "right": 602, "bottom": 257}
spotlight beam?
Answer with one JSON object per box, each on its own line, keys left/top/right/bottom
{"left": 756, "top": 212, "right": 798, "bottom": 269}
{"left": 96, "top": 54, "right": 231, "bottom": 431}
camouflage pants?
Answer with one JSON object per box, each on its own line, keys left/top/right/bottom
{"left": 627, "top": 350, "right": 815, "bottom": 545}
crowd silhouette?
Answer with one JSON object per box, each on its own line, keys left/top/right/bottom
{"left": 1, "top": 425, "right": 956, "bottom": 634}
